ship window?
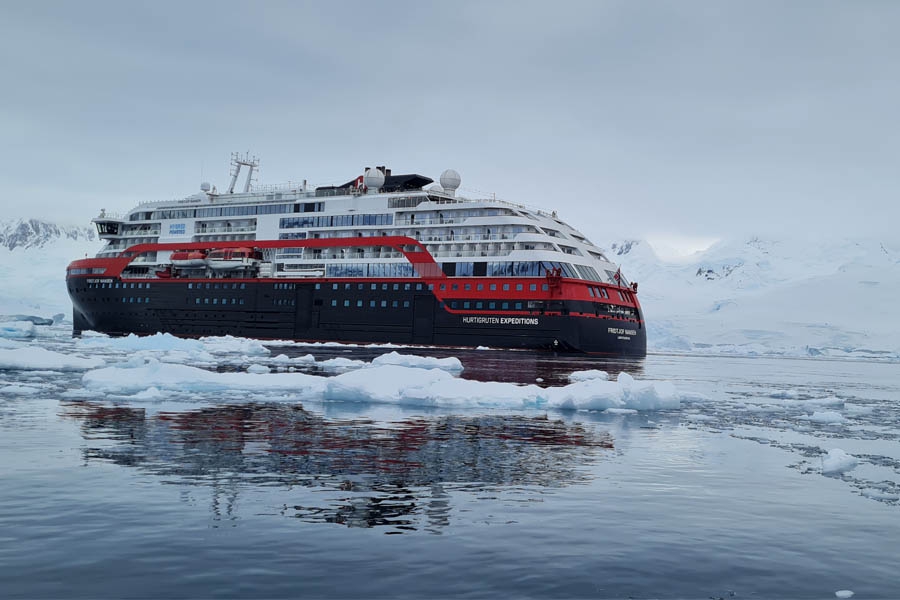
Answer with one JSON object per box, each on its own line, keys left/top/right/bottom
{"left": 222, "top": 298, "right": 226, "bottom": 304}
{"left": 146, "top": 298, "right": 150, "bottom": 303}
{"left": 359, "top": 283, "right": 364, "bottom": 290}
{"left": 393, "top": 283, "right": 399, "bottom": 291}
{"left": 331, "top": 299, "right": 337, "bottom": 306}
{"left": 382, "top": 284, "right": 388, "bottom": 291}
{"left": 404, "top": 283, "right": 411, "bottom": 291}
{"left": 371, "top": 284, "right": 378, "bottom": 290}
{"left": 450, "top": 301, "right": 458, "bottom": 309}
{"left": 452, "top": 284, "right": 459, "bottom": 291}
{"left": 195, "top": 298, "right": 200, "bottom": 304}
{"left": 240, "top": 299, "right": 245, "bottom": 305}
{"left": 476, "top": 302, "right": 483, "bottom": 309}
{"left": 357, "top": 300, "right": 363, "bottom": 307}
{"left": 503, "top": 284, "right": 510, "bottom": 291}
{"left": 232, "top": 299, "right": 237, "bottom": 305}
{"left": 213, "top": 298, "right": 218, "bottom": 304}
{"left": 490, "top": 284, "right": 497, "bottom": 291}
{"left": 617, "top": 291, "right": 625, "bottom": 301}
{"left": 131, "top": 283, "right": 136, "bottom": 289}
{"left": 345, "top": 283, "right": 351, "bottom": 290}
{"left": 380, "top": 300, "right": 387, "bottom": 307}
{"left": 489, "top": 302, "right": 496, "bottom": 309}
{"left": 515, "top": 302, "right": 522, "bottom": 309}
{"left": 403, "top": 300, "right": 410, "bottom": 308}
{"left": 501, "top": 302, "right": 509, "bottom": 309}
{"left": 204, "top": 298, "right": 209, "bottom": 304}
{"left": 418, "top": 284, "right": 425, "bottom": 291}
{"left": 530, "top": 284, "right": 537, "bottom": 291}
{"left": 588, "top": 287, "right": 595, "bottom": 297}
{"left": 332, "top": 283, "right": 338, "bottom": 290}
{"left": 516, "top": 284, "right": 523, "bottom": 291}
{"left": 188, "top": 283, "right": 192, "bottom": 289}
{"left": 315, "top": 283, "right": 321, "bottom": 289}
{"left": 464, "top": 284, "right": 471, "bottom": 291}
{"left": 392, "top": 300, "right": 398, "bottom": 308}
{"left": 215, "top": 283, "right": 220, "bottom": 289}
{"left": 463, "top": 302, "right": 471, "bottom": 309}
{"left": 129, "top": 297, "right": 134, "bottom": 303}
{"left": 440, "top": 284, "right": 446, "bottom": 291}
{"left": 115, "top": 283, "right": 120, "bottom": 288}
{"left": 344, "top": 300, "right": 350, "bottom": 307}
{"left": 476, "top": 284, "right": 484, "bottom": 291}
{"left": 370, "top": 300, "right": 376, "bottom": 307}
{"left": 205, "top": 283, "right": 210, "bottom": 289}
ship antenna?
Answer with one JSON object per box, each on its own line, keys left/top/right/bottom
{"left": 226, "top": 151, "right": 260, "bottom": 194}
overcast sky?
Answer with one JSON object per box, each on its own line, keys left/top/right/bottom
{"left": 2, "top": 1, "right": 898, "bottom": 254}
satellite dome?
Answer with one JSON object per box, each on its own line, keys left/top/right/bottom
{"left": 363, "top": 168, "right": 385, "bottom": 191}
{"left": 200, "top": 182, "right": 211, "bottom": 192}
{"left": 440, "top": 169, "right": 461, "bottom": 196}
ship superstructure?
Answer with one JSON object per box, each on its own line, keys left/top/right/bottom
{"left": 67, "top": 155, "right": 646, "bottom": 355}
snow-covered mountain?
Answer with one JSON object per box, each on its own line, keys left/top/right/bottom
{"left": 0, "top": 219, "right": 100, "bottom": 318}
{"left": 0, "top": 218, "right": 95, "bottom": 250}
{"left": 607, "top": 236, "right": 900, "bottom": 358}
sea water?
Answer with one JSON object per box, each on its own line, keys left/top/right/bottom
{"left": 1, "top": 327, "right": 898, "bottom": 598}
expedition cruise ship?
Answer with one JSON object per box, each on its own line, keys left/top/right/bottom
{"left": 66, "top": 155, "right": 646, "bottom": 355}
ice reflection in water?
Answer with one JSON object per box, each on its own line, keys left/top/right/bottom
{"left": 60, "top": 402, "right": 613, "bottom": 532}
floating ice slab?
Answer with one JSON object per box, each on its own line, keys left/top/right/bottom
{"left": 79, "top": 357, "right": 687, "bottom": 412}
{"left": 0, "top": 320, "right": 35, "bottom": 339}
{"left": 0, "top": 347, "right": 105, "bottom": 371}
{"left": 370, "top": 351, "right": 463, "bottom": 372}
{"left": 821, "top": 449, "right": 858, "bottom": 475}
{"left": 568, "top": 369, "right": 610, "bottom": 382}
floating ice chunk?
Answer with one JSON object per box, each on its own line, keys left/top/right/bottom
{"left": 844, "top": 403, "right": 873, "bottom": 415}
{"left": 0, "top": 338, "right": 22, "bottom": 349}
{"left": 78, "top": 332, "right": 206, "bottom": 353}
{"left": 805, "top": 411, "right": 845, "bottom": 423}
{"left": 247, "top": 364, "right": 270, "bottom": 374}
{"left": 475, "top": 346, "right": 490, "bottom": 350}
{"left": 129, "top": 386, "right": 164, "bottom": 400}
{"left": 82, "top": 358, "right": 327, "bottom": 396}
{"left": 319, "top": 357, "right": 369, "bottom": 372}
{"left": 546, "top": 373, "right": 680, "bottom": 411}
{"left": 325, "top": 364, "right": 455, "bottom": 405}
{"left": 0, "top": 320, "right": 35, "bottom": 339}
{"left": 821, "top": 449, "right": 858, "bottom": 474}
{"left": 0, "top": 347, "right": 105, "bottom": 371}
{"left": 370, "top": 351, "right": 463, "bottom": 372}
{"left": 197, "top": 335, "right": 271, "bottom": 356}
{"left": 835, "top": 590, "right": 854, "bottom": 598}
{"left": 605, "top": 408, "right": 638, "bottom": 414}
{"left": 768, "top": 389, "right": 800, "bottom": 399}
{"left": 568, "top": 369, "right": 609, "bottom": 382}
{"left": 0, "top": 384, "right": 43, "bottom": 395}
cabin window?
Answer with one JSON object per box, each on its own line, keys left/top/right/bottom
{"left": 357, "top": 300, "right": 363, "bottom": 307}
{"left": 530, "top": 284, "right": 537, "bottom": 291}
{"left": 464, "top": 284, "right": 471, "bottom": 291}
{"left": 370, "top": 300, "right": 376, "bottom": 308}
{"left": 489, "top": 302, "right": 496, "bottom": 309}
{"left": 501, "top": 302, "right": 509, "bottom": 309}
{"left": 476, "top": 302, "right": 483, "bottom": 309}
{"left": 380, "top": 300, "right": 387, "bottom": 307}
{"left": 332, "top": 283, "right": 338, "bottom": 290}
{"left": 490, "top": 284, "right": 497, "bottom": 291}
{"left": 315, "top": 283, "right": 321, "bottom": 290}
{"left": 515, "top": 302, "right": 523, "bottom": 309}
{"left": 331, "top": 299, "right": 337, "bottom": 306}
{"left": 392, "top": 300, "right": 398, "bottom": 308}
{"left": 516, "top": 284, "right": 523, "bottom": 291}
{"left": 503, "top": 284, "right": 510, "bottom": 291}
{"left": 403, "top": 300, "right": 410, "bottom": 308}
{"left": 188, "top": 283, "right": 193, "bottom": 289}
{"left": 463, "top": 302, "right": 471, "bottom": 309}
{"left": 588, "top": 287, "right": 595, "bottom": 297}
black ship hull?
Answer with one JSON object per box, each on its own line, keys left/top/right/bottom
{"left": 67, "top": 277, "right": 647, "bottom": 356}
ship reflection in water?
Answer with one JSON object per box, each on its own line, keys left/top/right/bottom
{"left": 61, "top": 402, "right": 614, "bottom": 532}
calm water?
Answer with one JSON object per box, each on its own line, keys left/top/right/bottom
{"left": 2, "top": 331, "right": 899, "bottom": 598}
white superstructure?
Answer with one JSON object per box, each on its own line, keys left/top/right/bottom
{"left": 91, "top": 157, "right": 627, "bottom": 285}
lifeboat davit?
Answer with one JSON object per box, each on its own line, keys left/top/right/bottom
{"left": 205, "top": 247, "right": 262, "bottom": 270}
{"left": 170, "top": 250, "right": 207, "bottom": 268}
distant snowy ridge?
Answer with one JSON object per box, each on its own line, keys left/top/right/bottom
{"left": 0, "top": 218, "right": 95, "bottom": 250}
{"left": 605, "top": 236, "right": 900, "bottom": 358}
{"left": 0, "top": 217, "right": 100, "bottom": 319}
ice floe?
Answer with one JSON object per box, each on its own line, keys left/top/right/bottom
{"left": 0, "top": 346, "right": 105, "bottom": 371}
{"left": 78, "top": 357, "right": 687, "bottom": 411}
{"left": 821, "top": 449, "right": 858, "bottom": 475}
{"left": 568, "top": 369, "right": 609, "bottom": 382}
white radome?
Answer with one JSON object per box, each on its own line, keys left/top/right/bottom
{"left": 440, "top": 169, "right": 461, "bottom": 192}
{"left": 363, "top": 168, "right": 385, "bottom": 190}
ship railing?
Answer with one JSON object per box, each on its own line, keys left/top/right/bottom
{"left": 195, "top": 225, "right": 257, "bottom": 234}
{"left": 393, "top": 217, "right": 465, "bottom": 226}
{"left": 275, "top": 252, "right": 408, "bottom": 261}
{"left": 120, "top": 228, "right": 161, "bottom": 237}
{"left": 430, "top": 249, "right": 514, "bottom": 258}
{"left": 93, "top": 211, "right": 126, "bottom": 221}
{"left": 416, "top": 233, "right": 514, "bottom": 242}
